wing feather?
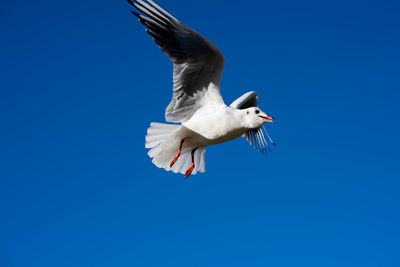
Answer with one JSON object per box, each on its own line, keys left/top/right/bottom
{"left": 128, "top": 0, "right": 225, "bottom": 123}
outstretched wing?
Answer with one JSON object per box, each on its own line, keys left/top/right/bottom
{"left": 128, "top": 0, "right": 226, "bottom": 123}
{"left": 230, "top": 91, "right": 275, "bottom": 153}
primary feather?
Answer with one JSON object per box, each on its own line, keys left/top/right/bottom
{"left": 128, "top": 0, "right": 225, "bottom": 123}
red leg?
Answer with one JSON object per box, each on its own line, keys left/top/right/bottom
{"left": 170, "top": 139, "right": 184, "bottom": 167}
{"left": 184, "top": 148, "right": 198, "bottom": 179}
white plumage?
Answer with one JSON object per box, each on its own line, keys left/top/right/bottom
{"left": 128, "top": 0, "right": 275, "bottom": 178}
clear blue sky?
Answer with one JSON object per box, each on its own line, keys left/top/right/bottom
{"left": 1, "top": 0, "right": 399, "bottom": 266}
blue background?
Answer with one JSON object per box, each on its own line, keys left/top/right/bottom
{"left": 1, "top": 0, "right": 399, "bottom": 266}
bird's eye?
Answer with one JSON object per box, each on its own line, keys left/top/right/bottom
{"left": 255, "top": 110, "right": 260, "bottom": 114}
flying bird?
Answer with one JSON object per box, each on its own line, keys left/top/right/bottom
{"left": 127, "top": 0, "right": 275, "bottom": 178}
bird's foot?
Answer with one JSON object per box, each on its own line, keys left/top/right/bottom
{"left": 169, "top": 150, "right": 181, "bottom": 167}
{"left": 184, "top": 162, "right": 195, "bottom": 179}
{"left": 170, "top": 139, "right": 184, "bottom": 167}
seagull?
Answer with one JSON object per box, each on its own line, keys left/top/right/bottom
{"left": 127, "top": 0, "right": 275, "bottom": 178}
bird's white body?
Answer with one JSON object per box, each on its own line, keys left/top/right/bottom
{"left": 183, "top": 105, "right": 246, "bottom": 144}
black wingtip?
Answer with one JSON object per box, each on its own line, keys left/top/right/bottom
{"left": 130, "top": 10, "right": 140, "bottom": 18}
{"left": 126, "top": 0, "right": 134, "bottom": 5}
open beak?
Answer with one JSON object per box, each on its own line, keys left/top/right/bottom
{"left": 260, "top": 115, "right": 274, "bottom": 123}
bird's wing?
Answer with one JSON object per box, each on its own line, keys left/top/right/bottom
{"left": 230, "top": 91, "right": 275, "bottom": 153}
{"left": 229, "top": 91, "right": 259, "bottom": 109}
{"left": 128, "top": 0, "right": 226, "bottom": 123}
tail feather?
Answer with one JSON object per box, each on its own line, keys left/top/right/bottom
{"left": 145, "top": 122, "right": 180, "bottom": 149}
{"left": 145, "top": 122, "right": 206, "bottom": 175}
{"left": 170, "top": 151, "right": 190, "bottom": 174}
{"left": 199, "top": 148, "right": 206, "bottom": 172}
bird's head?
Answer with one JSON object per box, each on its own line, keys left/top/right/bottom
{"left": 243, "top": 107, "right": 274, "bottom": 129}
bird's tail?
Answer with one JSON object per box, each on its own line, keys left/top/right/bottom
{"left": 145, "top": 122, "right": 206, "bottom": 175}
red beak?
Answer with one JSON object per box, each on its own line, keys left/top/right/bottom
{"left": 260, "top": 115, "right": 274, "bottom": 123}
